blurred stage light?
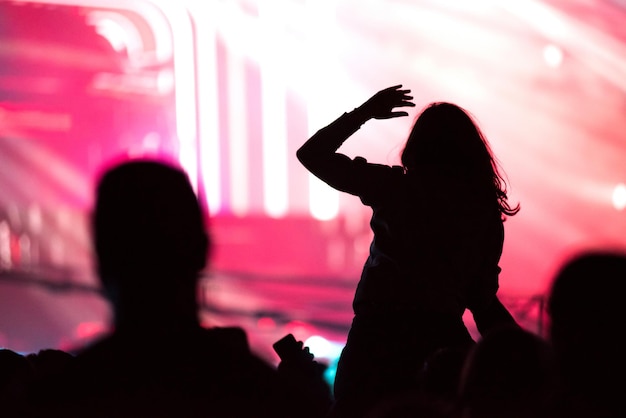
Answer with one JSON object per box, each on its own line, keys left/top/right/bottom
{"left": 543, "top": 43, "right": 564, "bottom": 68}
{"left": 256, "top": 316, "right": 277, "bottom": 330}
{"left": 304, "top": 334, "right": 344, "bottom": 360}
{"left": 612, "top": 183, "right": 626, "bottom": 211}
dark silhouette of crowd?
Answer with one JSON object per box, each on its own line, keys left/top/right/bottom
{"left": 1, "top": 85, "right": 624, "bottom": 418}
{"left": 6, "top": 160, "right": 332, "bottom": 418}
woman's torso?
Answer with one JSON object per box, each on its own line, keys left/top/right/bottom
{"left": 352, "top": 163, "right": 503, "bottom": 316}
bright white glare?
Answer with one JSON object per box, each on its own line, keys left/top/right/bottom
{"left": 309, "top": 177, "right": 339, "bottom": 221}
{"left": 304, "top": 335, "right": 343, "bottom": 359}
{"left": 227, "top": 51, "right": 250, "bottom": 217}
{"left": 543, "top": 44, "right": 563, "bottom": 68}
{"left": 502, "top": 1, "right": 626, "bottom": 94}
{"left": 90, "top": 17, "right": 130, "bottom": 53}
{"left": 305, "top": 0, "right": 341, "bottom": 221}
{"left": 259, "top": 0, "right": 289, "bottom": 218}
{"left": 191, "top": 3, "right": 222, "bottom": 214}
{"left": 501, "top": 2, "right": 568, "bottom": 39}
{"left": 84, "top": 0, "right": 173, "bottom": 63}
{"left": 155, "top": 3, "right": 198, "bottom": 194}
{"left": 612, "top": 183, "right": 626, "bottom": 210}
{"left": 304, "top": 0, "right": 345, "bottom": 127}
{"left": 156, "top": 69, "right": 174, "bottom": 94}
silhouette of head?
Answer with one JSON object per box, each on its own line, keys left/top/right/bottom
{"left": 92, "top": 159, "right": 209, "bottom": 312}
{"left": 547, "top": 251, "right": 626, "bottom": 332}
{"left": 400, "top": 103, "right": 489, "bottom": 171}
{"left": 401, "top": 102, "right": 519, "bottom": 218}
{"left": 457, "top": 326, "right": 557, "bottom": 418}
{"left": 547, "top": 251, "right": 626, "bottom": 381}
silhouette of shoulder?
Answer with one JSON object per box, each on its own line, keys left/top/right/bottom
{"left": 30, "top": 326, "right": 290, "bottom": 418}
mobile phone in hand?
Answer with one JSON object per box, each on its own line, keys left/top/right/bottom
{"left": 272, "top": 333, "right": 301, "bottom": 361}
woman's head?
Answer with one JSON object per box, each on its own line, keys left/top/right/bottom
{"left": 401, "top": 102, "right": 519, "bottom": 218}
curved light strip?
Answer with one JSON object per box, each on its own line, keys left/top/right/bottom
{"left": 18, "top": 0, "right": 198, "bottom": 194}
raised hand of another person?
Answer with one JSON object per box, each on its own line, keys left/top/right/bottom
{"left": 357, "top": 85, "right": 415, "bottom": 120}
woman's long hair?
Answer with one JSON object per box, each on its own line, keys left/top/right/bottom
{"left": 401, "top": 102, "right": 519, "bottom": 219}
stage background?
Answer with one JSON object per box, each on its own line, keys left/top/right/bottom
{"left": 1, "top": 0, "right": 625, "bottom": 377}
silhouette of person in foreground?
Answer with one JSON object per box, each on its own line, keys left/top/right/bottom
{"left": 1, "top": 348, "right": 35, "bottom": 417}
{"left": 456, "top": 325, "right": 558, "bottom": 418}
{"left": 546, "top": 250, "right": 626, "bottom": 418}
{"left": 297, "top": 85, "right": 521, "bottom": 417}
{"left": 29, "top": 159, "right": 324, "bottom": 417}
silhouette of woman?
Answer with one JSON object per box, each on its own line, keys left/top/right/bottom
{"left": 297, "top": 85, "right": 521, "bottom": 417}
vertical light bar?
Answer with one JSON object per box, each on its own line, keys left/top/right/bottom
{"left": 227, "top": 48, "right": 250, "bottom": 217}
{"left": 150, "top": 0, "right": 198, "bottom": 193}
{"left": 191, "top": 1, "right": 222, "bottom": 213}
{"left": 258, "top": 0, "right": 288, "bottom": 218}
{"left": 305, "top": 0, "right": 339, "bottom": 221}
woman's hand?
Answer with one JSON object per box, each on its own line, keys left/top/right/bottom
{"left": 357, "top": 85, "right": 415, "bottom": 120}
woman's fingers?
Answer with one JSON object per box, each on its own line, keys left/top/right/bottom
{"left": 362, "top": 85, "right": 415, "bottom": 119}
{"left": 398, "top": 103, "right": 416, "bottom": 109}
